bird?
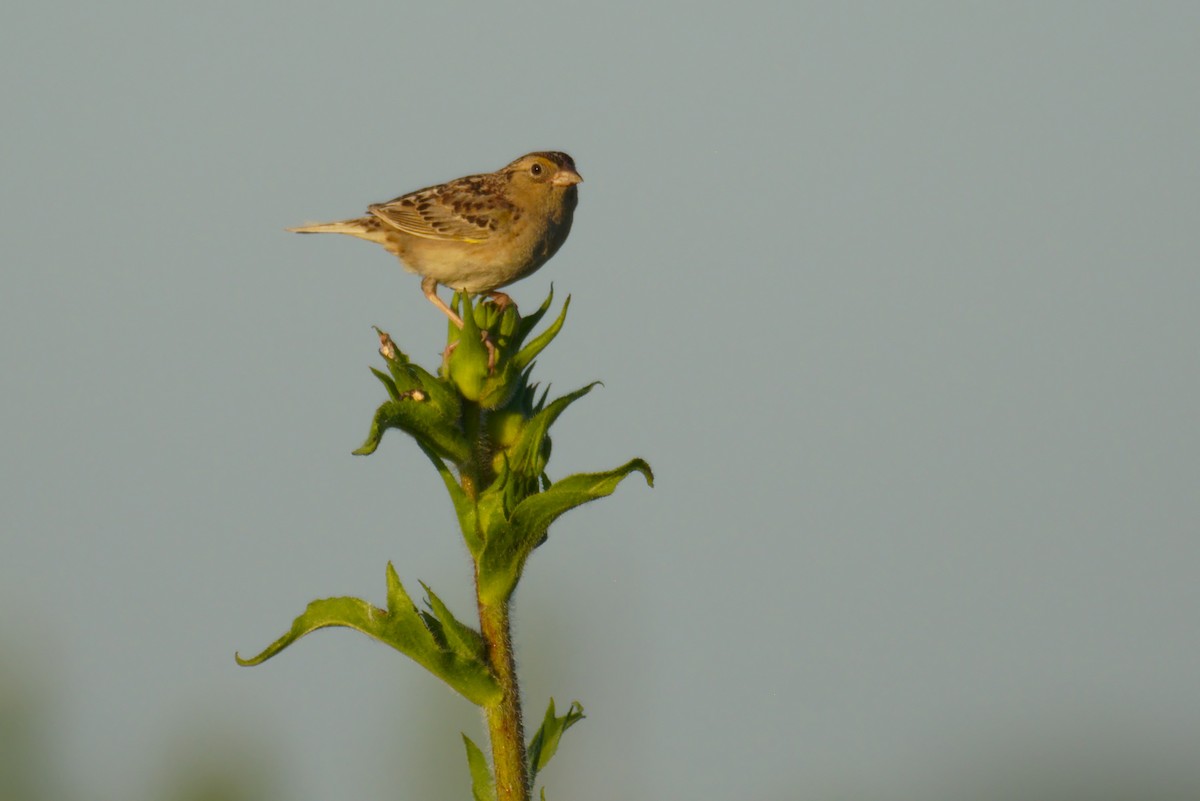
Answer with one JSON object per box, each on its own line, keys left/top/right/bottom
{"left": 289, "top": 151, "right": 582, "bottom": 329}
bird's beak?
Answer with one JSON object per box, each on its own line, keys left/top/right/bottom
{"left": 553, "top": 169, "right": 583, "bottom": 187}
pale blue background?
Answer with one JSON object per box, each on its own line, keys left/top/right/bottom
{"left": 2, "top": 3, "right": 1198, "bottom": 800}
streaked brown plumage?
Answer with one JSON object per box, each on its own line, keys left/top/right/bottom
{"left": 289, "top": 151, "right": 582, "bottom": 327}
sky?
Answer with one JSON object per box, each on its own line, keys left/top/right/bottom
{"left": 2, "top": 3, "right": 1198, "bottom": 800}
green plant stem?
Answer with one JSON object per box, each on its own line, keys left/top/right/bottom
{"left": 460, "top": 400, "right": 486, "bottom": 491}
{"left": 478, "top": 592, "right": 528, "bottom": 801}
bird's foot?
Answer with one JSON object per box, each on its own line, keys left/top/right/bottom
{"left": 485, "top": 291, "right": 515, "bottom": 312}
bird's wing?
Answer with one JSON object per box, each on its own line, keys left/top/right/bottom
{"left": 368, "top": 176, "right": 513, "bottom": 243}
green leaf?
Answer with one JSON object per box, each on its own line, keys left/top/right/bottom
{"left": 475, "top": 485, "right": 509, "bottom": 541}
{"left": 507, "top": 382, "right": 600, "bottom": 479}
{"left": 369, "top": 366, "right": 400, "bottom": 400}
{"left": 478, "top": 458, "right": 652, "bottom": 605}
{"left": 527, "top": 699, "right": 585, "bottom": 785}
{"left": 462, "top": 734, "right": 496, "bottom": 801}
{"left": 389, "top": 359, "right": 460, "bottom": 412}
{"left": 447, "top": 293, "right": 490, "bottom": 401}
{"left": 416, "top": 443, "right": 482, "bottom": 556}
{"left": 372, "top": 328, "right": 456, "bottom": 405}
{"left": 421, "top": 582, "right": 485, "bottom": 661}
{"left": 512, "top": 459, "right": 653, "bottom": 539}
{"left": 236, "top": 564, "right": 500, "bottom": 706}
{"left": 515, "top": 285, "right": 556, "bottom": 344}
{"left": 353, "top": 393, "right": 470, "bottom": 462}
{"left": 513, "top": 295, "right": 570, "bottom": 373}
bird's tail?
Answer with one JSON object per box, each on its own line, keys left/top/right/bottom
{"left": 287, "top": 219, "right": 367, "bottom": 235}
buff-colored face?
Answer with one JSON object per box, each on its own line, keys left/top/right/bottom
{"left": 505, "top": 153, "right": 583, "bottom": 190}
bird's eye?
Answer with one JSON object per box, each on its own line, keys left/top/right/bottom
{"left": 530, "top": 163, "right": 543, "bottom": 177}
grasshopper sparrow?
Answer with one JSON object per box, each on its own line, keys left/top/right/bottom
{"left": 289, "top": 151, "right": 582, "bottom": 328}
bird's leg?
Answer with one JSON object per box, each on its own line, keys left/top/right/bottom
{"left": 425, "top": 278, "right": 497, "bottom": 371}
{"left": 422, "top": 276, "right": 465, "bottom": 328}
{"left": 476, "top": 291, "right": 510, "bottom": 370}
{"left": 485, "top": 291, "right": 515, "bottom": 312}
{"left": 480, "top": 329, "right": 498, "bottom": 372}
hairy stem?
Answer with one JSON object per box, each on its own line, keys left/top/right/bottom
{"left": 478, "top": 593, "right": 528, "bottom": 801}
{"left": 459, "top": 400, "right": 486, "bottom": 495}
